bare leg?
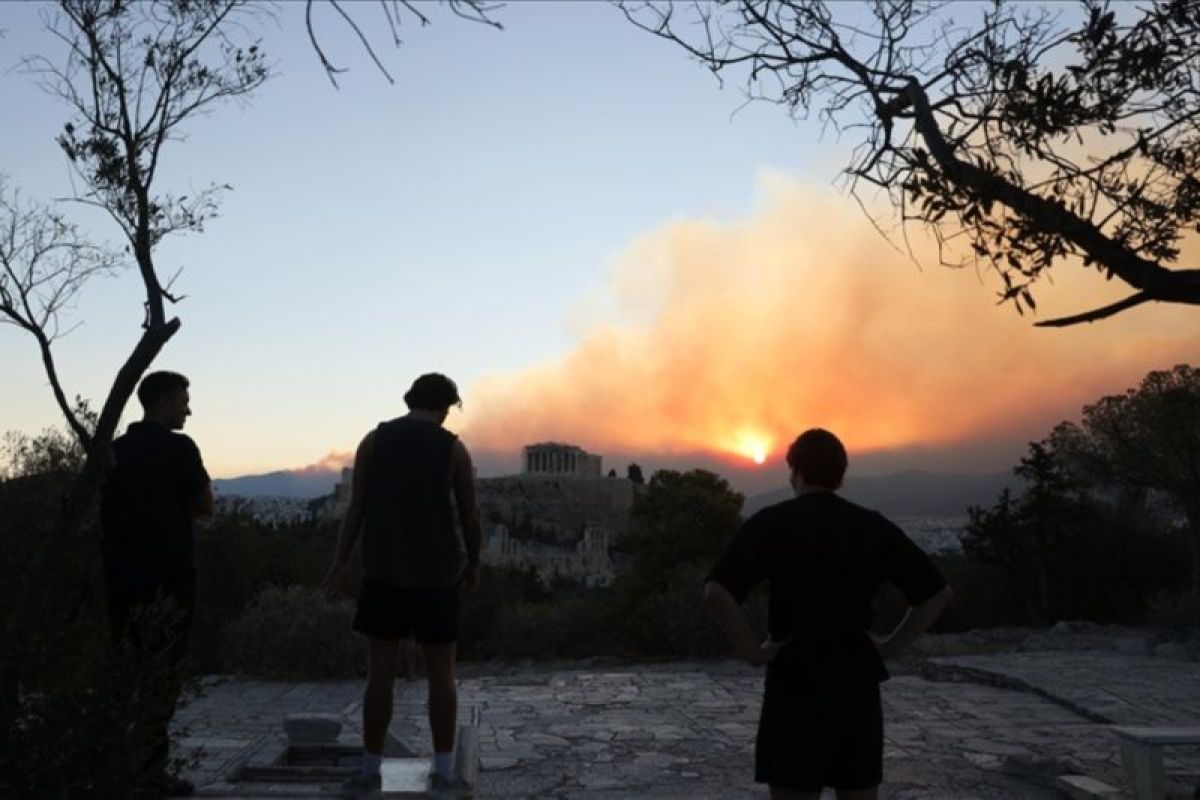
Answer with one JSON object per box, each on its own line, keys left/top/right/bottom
{"left": 422, "top": 641, "right": 458, "bottom": 755}
{"left": 363, "top": 638, "right": 401, "bottom": 754}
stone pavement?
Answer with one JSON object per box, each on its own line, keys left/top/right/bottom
{"left": 173, "top": 650, "right": 1200, "bottom": 799}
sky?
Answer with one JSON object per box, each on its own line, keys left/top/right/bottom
{"left": 3, "top": 2, "right": 1198, "bottom": 495}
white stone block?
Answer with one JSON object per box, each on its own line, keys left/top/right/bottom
{"left": 381, "top": 758, "right": 432, "bottom": 797}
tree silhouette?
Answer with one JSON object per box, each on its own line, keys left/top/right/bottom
{"left": 4, "top": 0, "right": 270, "bottom": 686}
{"left": 962, "top": 439, "right": 1091, "bottom": 623}
{"left": 624, "top": 1, "right": 1200, "bottom": 326}
{"left": 1055, "top": 364, "right": 1200, "bottom": 612}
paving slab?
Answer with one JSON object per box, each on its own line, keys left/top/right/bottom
{"left": 927, "top": 651, "right": 1200, "bottom": 726}
{"left": 169, "top": 646, "right": 1200, "bottom": 799}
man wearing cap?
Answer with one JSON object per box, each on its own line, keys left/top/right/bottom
{"left": 325, "top": 373, "right": 482, "bottom": 795}
{"left": 704, "top": 428, "right": 953, "bottom": 800}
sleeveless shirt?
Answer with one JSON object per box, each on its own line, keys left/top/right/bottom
{"left": 361, "top": 417, "right": 466, "bottom": 588}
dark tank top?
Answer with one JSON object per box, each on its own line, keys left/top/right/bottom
{"left": 361, "top": 417, "right": 465, "bottom": 588}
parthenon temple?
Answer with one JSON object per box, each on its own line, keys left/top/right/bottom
{"left": 521, "top": 442, "right": 602, "bottom": 478}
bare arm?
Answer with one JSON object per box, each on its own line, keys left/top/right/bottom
{"left": 874, "top": 584, "right": 954, "bottom": 660}
{"left": 323, "top": 431, "right": 374, "bottom": 595}
{"left": 703, "top": 581, "right": 784, "bottom": 666}
{"left": 451, "top": 439, "right": 482, "bottom": 585}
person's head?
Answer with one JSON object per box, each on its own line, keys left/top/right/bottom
{"left": 786, "top": 428, "right": 848, "bottom": 492}
{"left": 403, "top": 373, "right": 461, "bottom": 422}
{"left": 137, "top": 371, "right": 191, "bottom": 430}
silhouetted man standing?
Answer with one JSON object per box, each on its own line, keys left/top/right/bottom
{"left": 100, "top": 370, "right": 213, "bottom": 797}
{"left": 705, "top": 428, "right": 952, "bottom": 800}
{"left": 326, "top": 373, "right": 482, "bottom": 796}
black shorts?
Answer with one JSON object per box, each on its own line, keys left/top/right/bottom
{"left": 352, "top": 581, "right": 460, "bottom": 643}
{"left": 755, "top": 667, "right": 883, "bottom": 791}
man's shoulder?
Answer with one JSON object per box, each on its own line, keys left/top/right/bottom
{"left": 113, "top": 422, "right": 166, "bottom": 454}
{"left": 747, "top": 496, "right": 807, "bottom": 529}
{"left": 830, "top": 495, "right": 897, "bottom": 532}
{"left": 826, "top": 492, "right": 881, "bottom": 518}
{"left": 761, "top": 492, "right": 890, "bottom": 528}
{"left": 757, "top": 491, "right": 858, "bottom": 515}
{"left": 170, "top": 430, "right": 201, "bottom": 449}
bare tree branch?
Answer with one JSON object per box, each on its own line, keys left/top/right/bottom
{"left": 1035, "top": 291, "right": 1153, "bottom": 327}
{"left": 304, "top": 0, "right": 503, "bottom": 88}
{"left": 623, "top": 0, "right": 1200, "bottom": 325}
{"left": 0, "top": 177, "right": 122, "bottom": 445}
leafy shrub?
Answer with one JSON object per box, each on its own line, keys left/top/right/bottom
{"left": 461, "top": 567, "right": 617, "bottom": 660}
{"left": 458, "top": 564, "right": 549, "bottom": 654}
{"left": 930, "top": 554, "right": 1032, "bottom": 631}
{"left": 611, "top": 563, "right": 719, "bottom": 657}
{"left": 1, "top": 617, "right": 197, "bottom": 799}
{"left": 221, "top": 585, "right": 363, "bottom": 679}
{"left": 1146, "top": 588, "right": 1200, "bottom": 628}
{"left": 1049, "top": 524, "right": 1191, "bottom": 623}
{"left": 483, "top": 602, "right": 565, "bottom": 661}
{"left": 192, "top": 514, "right": 338, "bottom": 671}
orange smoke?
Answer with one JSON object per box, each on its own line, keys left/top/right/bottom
{"left": 460, "top": 176, "right": 1200, "bottom": 469}
{"left": 295, "top": 450, "right": 354, "bottom": 474}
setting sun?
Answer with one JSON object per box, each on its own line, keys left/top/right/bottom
{"left": 731, "top": 431, "right": 772, "bottom": 467}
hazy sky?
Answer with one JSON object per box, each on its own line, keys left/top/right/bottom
{"left": 3, "top": 3, "right": 1197, "bottom": 494}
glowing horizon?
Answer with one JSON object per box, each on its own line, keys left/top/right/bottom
{"left": 457, "top": 175, "right": 1200, "bottom": 474}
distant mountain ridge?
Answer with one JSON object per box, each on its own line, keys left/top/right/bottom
{"left": 214, "top": 464, "right": 1017, "bottom": 518}
{"left": 744, "top": 469, "right": 1019, "bottom": 518}
{"left": 212, "top": 467, "right": 342, "bottom": 499}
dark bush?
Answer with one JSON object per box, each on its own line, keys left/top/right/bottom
{"left": 1, "top": 614, "right": 197, "bottom": 798}
{"left": 191, "top": 513, "right": 337, "bottom": 671}
{"left": 929, "top": 554, "right": 1032, "bottom": 631}
{"left": 221, "top": 585, "right": 362, "bottom": 679}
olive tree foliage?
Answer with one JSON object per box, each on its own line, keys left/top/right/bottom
{"left": 12, "top": 0, "right": 270, "bottom": 459}
{"left": 1053, "top": 364, "right": 1200, "bottom": 602}
{"left": 3, "top": 0, "right": 270, "bottom": 668}
{"left": 622, "top": 1, "right": 1200, "bottom": 326}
